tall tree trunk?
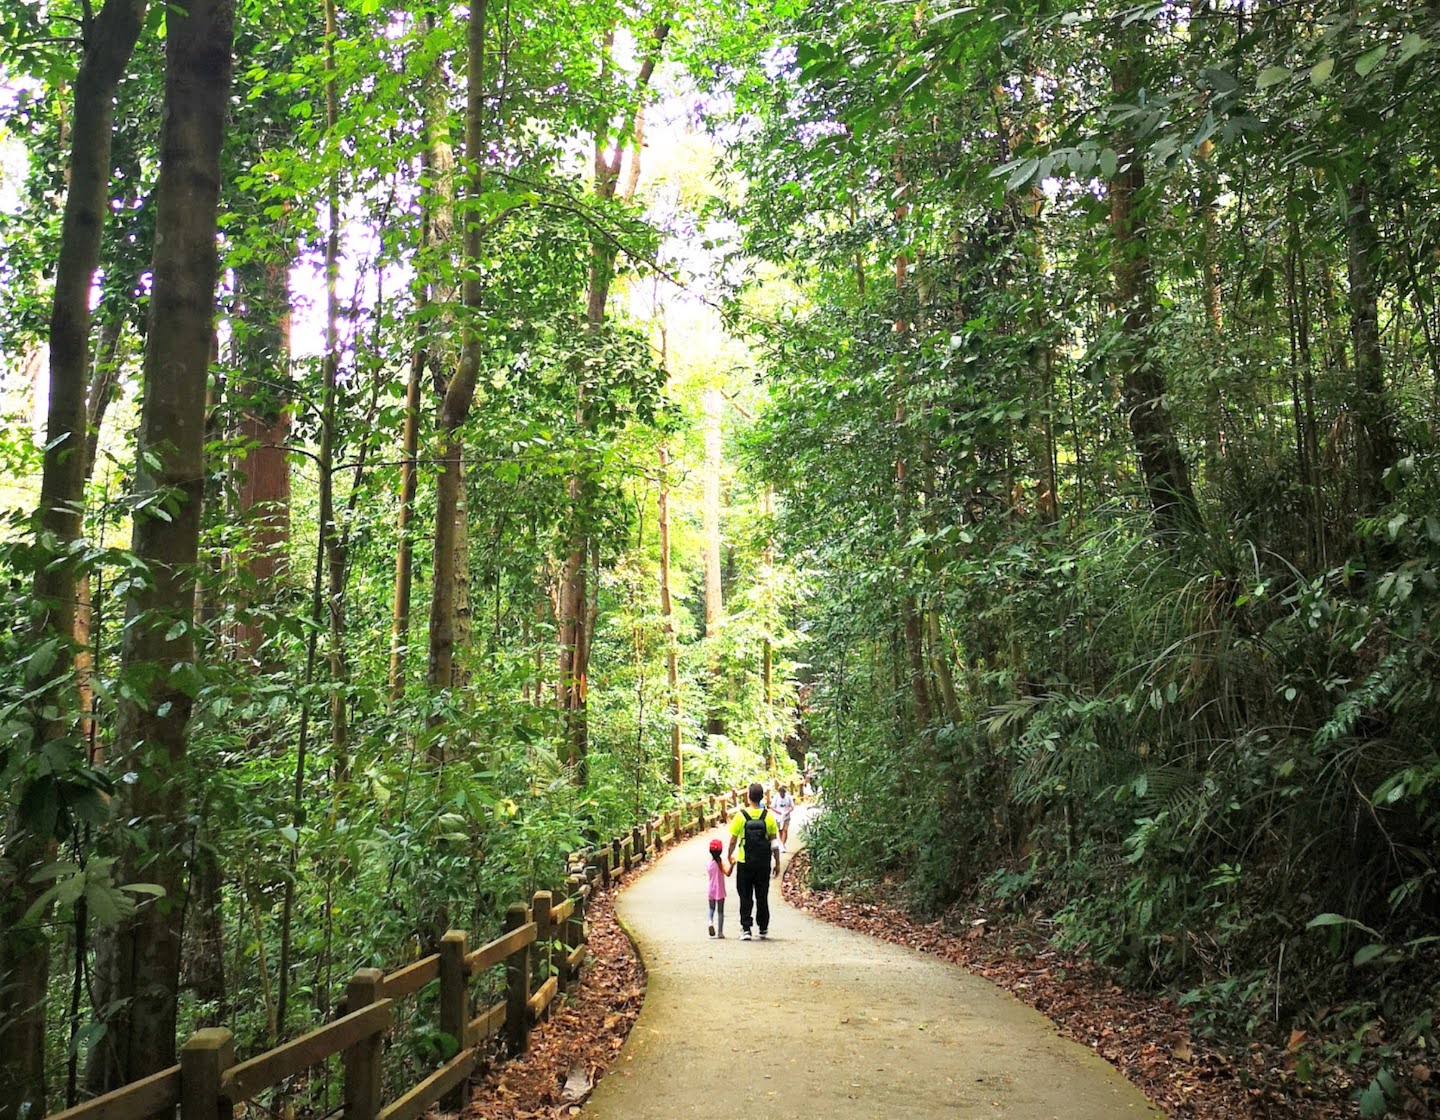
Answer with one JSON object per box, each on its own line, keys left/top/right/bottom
{"left": 658, "top": 445, "right": 682, "bottom": 787}
{"left": 1109, "top": 39, "right": 1197, "bottom": 530}
{"left": 86, "top": 0, "right": 234, "bottom": 1090}
{"left": 2, "top": 4, "right": 147, "bottom": 1113}
{"left": 761, "top": 484, "right": 775, "bottom": 768}
{"left": 559, "top": 20, "right": 671, "bottom": 779}
{"left": 926, "top": 609, "right": 962, "bottom": 726}
{"left": 74, "top": 315, "right": 127, "bottom": 753}
{"left": 232, "top": 259, "right": 292, "bottom": 664}
{"left": 557, "top": 490, "right": 588, "bottom": 768}
{"left": 1292, "top": 213, "right": 1325, "bottom": 565}
{"left": 427, "top": 0, "right": 488, "bottom": 710}
{"left": 702, "top": 386, "right": 725, "bottom": 738}
{"left": 892, "top": 180, "right": 932, "bottom": 730}
{"left": 186, "top": 837, "right": 226, "bottom": 1017}
{"left": 389, "top": 328, "right": 424, "bottom": 700}
{"left": 1022, "top": 194, "right": 1060, "bottom": 525}
{"left": 388, "top": 174, "right": 436, "bottom": 704}
{"left": 1344, "top": 176, "right": 1397, "bottom": 514}
{"left": 1197, "top": 138, "right": 1227, "bottom": 476}
{"left": 320, "top": 0, "right": 349, "bottom": 782}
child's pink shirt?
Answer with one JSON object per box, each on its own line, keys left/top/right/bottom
{"left": 707, "top": 859, "right": 726, "bottom": 901}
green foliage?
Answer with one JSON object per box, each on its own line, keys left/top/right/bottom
{"left": 716, "top": 0, "right": 1440, "bottom": 1095}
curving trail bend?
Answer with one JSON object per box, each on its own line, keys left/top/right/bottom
{"left": 581, "top": 813, "right": 1163, "bottom": 1120}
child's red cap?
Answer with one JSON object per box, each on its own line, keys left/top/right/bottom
{"left": 709, "top": 839, "right": 723, "bottom": 853}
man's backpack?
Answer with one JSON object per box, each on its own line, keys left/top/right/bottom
{"left": 741, "top": 808, "right": 770, "bottom": 866}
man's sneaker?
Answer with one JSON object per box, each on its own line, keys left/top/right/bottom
{"left": 740, "top": 930, "right": 753, "bottom": 941}
{"left": 708, "top": 923, "right": 715, "bottom": 937}
{"left": 758, "top": 929, "right": 768, "bottom": 940}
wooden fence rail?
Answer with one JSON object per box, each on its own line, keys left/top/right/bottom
{"left": 49, "top": 788, "right": 746, "bottom": 1120}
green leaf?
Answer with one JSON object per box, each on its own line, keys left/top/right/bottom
{"left": 1352, "top": 943, "right": 1387, "bottom": 966}
{"left": 1004, "top": 158, "right": 1038, "bottom": 191}
{"left": 1355, "top": 44, "right": 1387, "bottom": 77}
{"left": 1309, "top": 57, "right": 1335, "bottom": 84}
{"left": 1307, "top": 912, "right": 1381, "bottom": 937}
{"left": 1098, "top": 148, "right": 1118, "bottom": 179}
{"left": 1398, "top": 34, "right": 1430, "bottom": 64}
{"left": 27, "top": 638, "right": 60, "bottom": 679}
{"left": 1358, "top": 1082, "right": 1387, "bottom": 1117}
{"left": 1257, "top": 65, "right": 1291, "bottom": 88}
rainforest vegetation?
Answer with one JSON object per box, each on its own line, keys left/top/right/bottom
{"left": 1, "top": 0, "right": 1438, "bottom": 1116}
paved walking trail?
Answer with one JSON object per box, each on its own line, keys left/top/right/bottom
{"left": 582, "top": 814, "right": 1162, "bottom": 1120}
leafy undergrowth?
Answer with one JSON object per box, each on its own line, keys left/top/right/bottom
{"left": 781, "top": 851, "right": 1433, "bottom": 1119}
{"left": 458, "top": 871, "right": 646, "bottom": 1120}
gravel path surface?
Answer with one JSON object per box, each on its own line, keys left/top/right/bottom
{"left": 581, "top": 813, "right": 1163, "bottom": 1120}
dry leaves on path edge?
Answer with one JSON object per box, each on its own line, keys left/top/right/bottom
{"left": 462, "top": 868, "right": 647, "bottom": 1120}
{"left": 781, "top": 851, "right": 1359, "bottom": 1120}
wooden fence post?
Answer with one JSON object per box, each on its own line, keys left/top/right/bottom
{"left": 505, "top": 903, "right": 532, "bottom": 1056}
{"left": 180, "top": 1027, "right": 234, "bottom": 1120}
{"left": 343, "top": 968, "right": 385, "bottom": 1120}
{"left": 611, "top": 835, "right": 622, "bottom": 874}
{"left": 622, "top": 836, "right": 633, "bottom": 874}
{"left": 440, "top": 930, "right": 470, "bottom": 1109}
{"left": 532, "top": 890, "right": 553, "bottom": 1010}
{"left": 632, "top": 824, "right": 644, "bottom": 863}
{"left": 597, "top": 848, "right": 611, "bottom": 888}
{"left": 559, "top": 877, "right": 580, "bottom": 993}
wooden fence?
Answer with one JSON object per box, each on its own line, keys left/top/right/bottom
{"left": 49, "top": 788, "right": 746, "bottom": 1120}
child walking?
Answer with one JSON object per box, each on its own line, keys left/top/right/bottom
{"left": 707, "top": 839, "right": 734, "bottom": 938}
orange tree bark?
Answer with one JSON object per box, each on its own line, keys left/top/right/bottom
{"left": 85, "top": 0, "right": 235, "bottom": 1091}
{"left": 232, "top": 260, "right": 292, "bottom": 664}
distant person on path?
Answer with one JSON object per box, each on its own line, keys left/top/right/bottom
{"left": 772, "top": 784, "right": 795, "bottom": 852}
{"left": 802, "top": 750, "right": 820, "bottom": 798}
{"left": 706, "top": 839, "right": 733, "bottom": 938}
{"left": 727, "top": 781, "right": 781, "bottom": 940}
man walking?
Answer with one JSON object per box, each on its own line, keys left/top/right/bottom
{"left": 727, "top": 781, "right": 781, "bottom": 940}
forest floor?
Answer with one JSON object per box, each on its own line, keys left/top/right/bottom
{"left": 781, "top": 851, "right": 1366, "bottom": 1119}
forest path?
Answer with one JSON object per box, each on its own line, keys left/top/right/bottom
{"left": 581, "top": 813, "right": 1162, "bottom": 1120}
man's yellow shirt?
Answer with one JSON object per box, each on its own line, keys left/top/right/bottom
{"left": 728, "top": 806, "right": 778, "bottom": 862}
